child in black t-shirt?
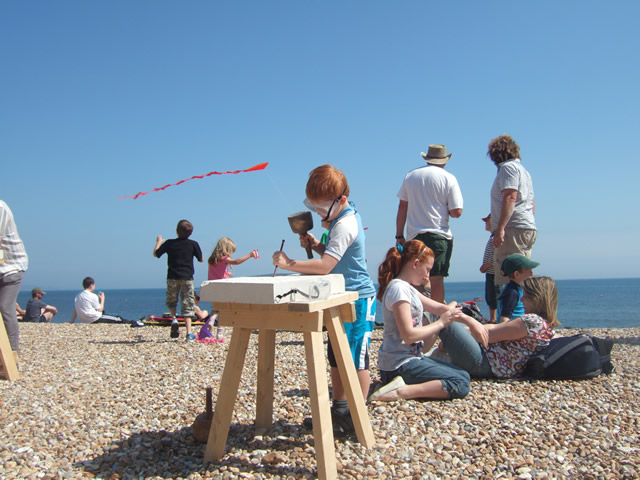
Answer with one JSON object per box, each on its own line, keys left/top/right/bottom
{"left": 153, "top": 219, "right": 203, "bottom": 341}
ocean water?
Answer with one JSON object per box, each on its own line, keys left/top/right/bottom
{"left": 15, "top": 278, "right": 640, "bottom": 329}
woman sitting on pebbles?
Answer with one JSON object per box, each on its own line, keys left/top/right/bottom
{"left": 438, "top": 276, "right": 558, "bottom": 379}
{"left": 370, "top": 240, "right": 488, "bottom": 402}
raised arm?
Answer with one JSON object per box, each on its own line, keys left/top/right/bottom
{"left": 153, "top": 235, "right": 163, "bottom": 257}
{"left": 227, "top": 250, "right": 258, "bottom": 266}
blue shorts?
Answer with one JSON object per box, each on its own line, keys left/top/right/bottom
{"left": 327, "top": 296, "right": 375, "bottom": 370}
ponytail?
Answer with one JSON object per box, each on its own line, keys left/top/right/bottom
{"left": 377, "top": 240, "right": 434, "bottom": 301}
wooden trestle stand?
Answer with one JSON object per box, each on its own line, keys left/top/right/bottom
{"left": 202, "top": 291, "right": 375, "bottom": 480}
{"left": 0, "top": 313, "right": 20, "bottom": 381}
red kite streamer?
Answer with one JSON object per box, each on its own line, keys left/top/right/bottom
{"left": 118, "top": 162, "right": 269, "bottom": 199}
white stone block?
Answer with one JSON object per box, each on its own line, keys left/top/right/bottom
{"left": 200, "top": 274, "right": 345, "bottom": 304}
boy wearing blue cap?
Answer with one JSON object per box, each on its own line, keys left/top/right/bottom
{"left": 498, "top": 254, "right": 539, "bottom": 323}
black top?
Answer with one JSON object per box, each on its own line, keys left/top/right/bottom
{"left": 155, "top": 238, "right": 203, "bottom": 280}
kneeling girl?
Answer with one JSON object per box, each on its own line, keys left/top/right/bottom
{"left": 371, "top": 240, "right": 488, "bottom": 402}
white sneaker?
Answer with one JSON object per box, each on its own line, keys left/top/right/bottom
{"left": 368, "top": 376, "right": 406, "bottom": 402}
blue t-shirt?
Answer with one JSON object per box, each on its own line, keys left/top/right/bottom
{"left": 497, "top": 280, "right": 525, "bottom": 321}
{"left": 324, "top": 203, "right": 375, "bottom": 299}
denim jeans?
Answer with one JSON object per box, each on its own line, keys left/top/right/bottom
{"left": 380, "top": 355, "right": 471, "bottom": 399}
{"left": 438, "top": 322, "right": 493, "bottom": 378}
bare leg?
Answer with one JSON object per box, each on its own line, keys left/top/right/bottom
{"left": 331, "top": 367, "right": 370, "bottom": 401}
{"left": 429, "top": 276, "right": 445, "bottom": 304}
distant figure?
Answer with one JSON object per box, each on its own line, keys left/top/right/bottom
{"left": 23, "top": 288, "right": 58, "bottom": 323}
{"left": 272, "top": 164, "right": 376, "bottom": 437}
{"left": 497, "top": 254, "right": 539, "bottom": 324}
{"left": 153, "top": 219, "right": 203, "bottom": 341}
{"left": 71, "top": 277, "right": 143, "bottom": 326}
{"left": 206, "top": 236, "right": 258, "bottom": 341}
{"left": 396, "top": 144, "right": 463, "bottom": 303}
{"left": 487, "top": 134, "right": 536, "bottom": 287}
{"left": 439, "top": 276, "right": 558, "bottom": 379}
{"left": 479, "top": 214, "right": 497, "bottom": 323}
{"left": 370, "top": 240, "right": 487, "bottom": 403}
{"left": 0, "top": 200, "right": 28, "bottom": 352}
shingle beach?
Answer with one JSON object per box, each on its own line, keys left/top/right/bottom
{"left": 1, "top": 324, "right": 639, "bottom": 479}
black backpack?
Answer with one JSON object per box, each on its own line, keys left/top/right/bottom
{"left": 525, "top": 334, "right": 615, "bottom": 380}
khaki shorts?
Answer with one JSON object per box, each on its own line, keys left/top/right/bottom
{"left": 494, "top": 228, "right": 537, "bottom": 285}
{"left": 165, "top": 279, "right": 196, "bottom": 317}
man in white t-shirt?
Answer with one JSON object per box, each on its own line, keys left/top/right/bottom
{"left": 395, "top": 144, "right": 463, "bottom": 303}
{"left": 71, "top": 276, "right": 143, "bottom": 326}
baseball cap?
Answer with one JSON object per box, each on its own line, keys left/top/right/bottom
{"left": 501, "top": 254, "right": 540, "bottom": 277}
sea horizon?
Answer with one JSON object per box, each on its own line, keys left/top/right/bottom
{"left": 16, "top": 277, "right": 640, "bottom": 330}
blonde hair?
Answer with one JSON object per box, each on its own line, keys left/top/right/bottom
{"left": 522, "top": 276, "right": 560, "bottom": 328}
{"left": 208, "top": 237, "right": 236, "bottom": 266}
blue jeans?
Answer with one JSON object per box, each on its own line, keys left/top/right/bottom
{"left": 380, "top": 356, "right": 471, "bottom": 399}
{"left": 439, "top": 322, "right": 493, "bottom": 378}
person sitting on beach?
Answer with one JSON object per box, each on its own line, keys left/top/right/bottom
{"left": 498, "top": 254, "right": 539, "bottom": 324}
{"left": 369, "top": 240, "right": 487, "bottom": 402}
{"left": 23, "top": 288, "right": 58, "bottom": 323}
{"left": 206, "top": 236, "right": 258, "bottom": 341}
{"left": 71, "top": 277, "right": 144, "bottom": 327}
{"left": 153, "top": 219, "right": 203, "bottom": 341}
{"left": 272, "top": 164, "right": 377, "bottom": 435}
{"left": 438, "top": 276, "right": 558, "bottom": 379}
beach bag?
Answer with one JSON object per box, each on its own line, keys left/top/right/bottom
{"left": 459, "top": 301, "right": 491, "bottom": 325}
{"left": 525, "top": 334, "right": 614, "bottom": 380}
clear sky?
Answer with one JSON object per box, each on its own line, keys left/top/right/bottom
{"left": 2, "top": 1, "right": 639, "bottom": 291}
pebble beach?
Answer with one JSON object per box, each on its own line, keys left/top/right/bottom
{"left": 1, "top": 323, "right": 639, "bottom": 480}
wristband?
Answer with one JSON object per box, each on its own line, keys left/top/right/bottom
{"left": 395, "top": 235, "right": 404, "bottom": 240}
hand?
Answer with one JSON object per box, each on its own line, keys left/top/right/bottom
{"left": 493, "top": 229, "right": 505, "bottom": 248}
{"left": 300, "top": 233, "right": 318, "bottom": 250}
{"left": 468, "top": 319, "right": 489, "bottom": 348}
{"left": 156, "top": 235, "right": 163, "bottom": 244}
{"left": 98, "top": 292, "right": 105, "bottom": 300}
{"left": 272, "top": 251, "right": 291, "bottom": 268}
{"left": 251, "top": 249, "right": 259, "bottom": 259}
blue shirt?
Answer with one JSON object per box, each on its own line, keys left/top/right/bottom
{"left": 325, "top": 203, "right": 376, "bottom": 299}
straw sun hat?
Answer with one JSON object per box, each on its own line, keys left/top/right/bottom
{"left": 421, "top": 144, "right": 452, "bottom": 165}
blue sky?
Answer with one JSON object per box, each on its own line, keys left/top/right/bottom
{"left": 2, "top": 1, "right": 639, "bottom": 291}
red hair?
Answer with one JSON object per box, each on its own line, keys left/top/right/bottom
{"left": 305, "top": 164, "right": 350, "bottom": 201}
{"left": 377, "top": 240, "right": 434, "bottom": 301}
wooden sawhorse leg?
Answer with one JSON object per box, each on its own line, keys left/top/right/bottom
{"left": 304, "top": 330, "right": 337, "bottom": 480}
{"left": 204, "top": 327, "right": 252, "bottom": 462}
{"left": 256, "top": 328, "right": 276, "bottom": 434}
{"left": 0, "top": 313, "right": 19, "bottom": 381}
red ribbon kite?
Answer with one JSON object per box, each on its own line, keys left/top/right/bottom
{"left": 118, "top": 162, "right": 269, "bottom": 199}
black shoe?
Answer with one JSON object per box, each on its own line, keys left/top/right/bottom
{"left": 130, "top": 320, "right": 145, "bottom": 328}
{"left": 302, "top": 407, "right": 355, "bottom": 437}
{"left": 170, "top": 320, "right": 179, "bottom": 338}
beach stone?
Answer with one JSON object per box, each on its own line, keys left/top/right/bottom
{"left": 1, "top": 324, "right": 639, "bottom": 478}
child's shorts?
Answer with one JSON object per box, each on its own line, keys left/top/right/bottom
{"left": 327, "top": 296, "right": 376, "bottom": 370}
{"left": 165, "top": 279, "right": 196, "bottom": 317}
